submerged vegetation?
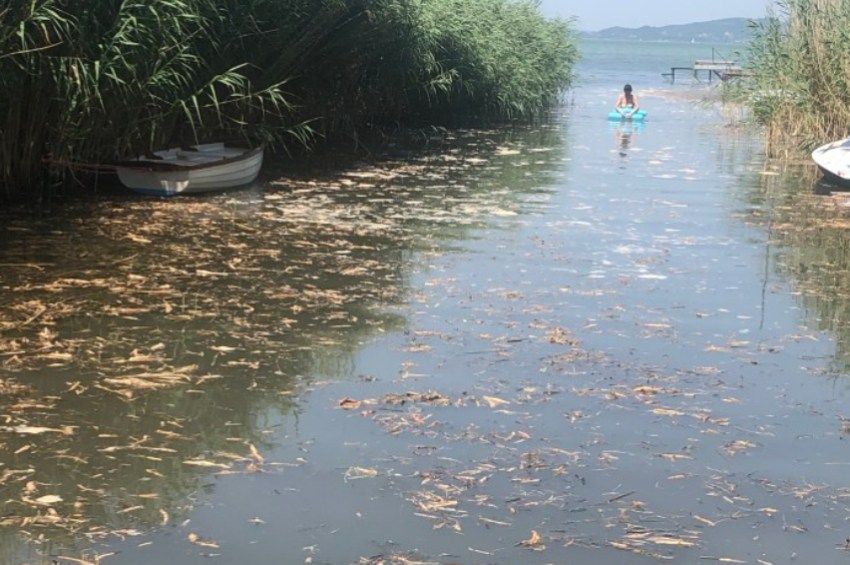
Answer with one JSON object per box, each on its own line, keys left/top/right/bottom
{"left": 0, "top": 0, "right": 577, "bottom": 202}
{"left": 740, "top": 0, "right": 850, "bottom": 153}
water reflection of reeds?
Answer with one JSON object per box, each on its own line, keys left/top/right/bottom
{"left": 0, "top": 120, "right": 568, "bottom": 560}
{"left": 743, "top": 161, "right": 850, "bottom": 371}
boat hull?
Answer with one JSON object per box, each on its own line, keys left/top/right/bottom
{"left": 116, "top": 146, "right": 264, "bottom": 196}
{"left": 817, "top": 166, "right": 850, "bottom": 189}
{"left": 812, "top": 137, "right": 850, "bottom": 189}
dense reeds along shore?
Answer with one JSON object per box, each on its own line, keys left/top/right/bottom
{"left": 0, "top": 0, "right": 577, "bottom": 202}
{"left": 740, "top": 0, "right": 850, "bottom": 154}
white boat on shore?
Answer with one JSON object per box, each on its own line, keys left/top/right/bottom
{"left": 115, "top": 143, "right": 264, "bottom": 196}
{"left": 812, "top": 137, "right": 850, "bottom": 188}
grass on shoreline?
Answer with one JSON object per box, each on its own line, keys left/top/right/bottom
{"left": 738, "top": 0, "right": 850, "bottom": 155}
{"left": 0, "top": 0, "right": 577, "bottom": 203}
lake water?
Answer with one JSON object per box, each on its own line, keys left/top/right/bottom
{"left": 3, "top": 40, "right": 850, "bottom": 564}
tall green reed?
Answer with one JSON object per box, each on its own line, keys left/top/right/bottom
{"left": 0, "top": 0, "right": 576, "bottom": 202}
{"left": 741, "top": 0, "right": 850, "bottom": 155}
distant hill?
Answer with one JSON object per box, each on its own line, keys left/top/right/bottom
{"left": 582, "top": 18, "right": 761, "bottom": 44}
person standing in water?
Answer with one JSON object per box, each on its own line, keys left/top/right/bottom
{"left": 616, "top": 84, "right": 640, "bottom": 117}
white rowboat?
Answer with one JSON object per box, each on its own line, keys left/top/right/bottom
{"left": 812, "top": 137, "right": 850, "bottom": 188}
{"left": 116, "top": 143, "right": 264, "bottom": 196}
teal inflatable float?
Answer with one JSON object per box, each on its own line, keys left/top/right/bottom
{"left": 608, "top": 108, "right": 647, "bottom": 122}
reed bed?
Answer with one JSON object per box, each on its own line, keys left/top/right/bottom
{"left": 0, "top": 0, "right": 576, "bottom": 203}
{"left": 740, "top": 0, "right": 850, "bottom": 155}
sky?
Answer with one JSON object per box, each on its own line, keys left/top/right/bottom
{"left": 540, "top": 0, "right": 772, "bottom": 31}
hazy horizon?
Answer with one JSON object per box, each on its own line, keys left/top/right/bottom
{"left": 540, "top": 0, "right": 773, "bottom": 31}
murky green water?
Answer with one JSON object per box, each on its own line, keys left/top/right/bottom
{"left": 2, "top": 40, "right": 850, "bottom": 564}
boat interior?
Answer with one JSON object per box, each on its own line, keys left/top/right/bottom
{"left": 134, "top": 143, "right": 247, "bottom": 168}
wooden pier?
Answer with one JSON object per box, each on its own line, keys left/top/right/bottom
{"left": 663, "top": 50, "right": 749, "bottom": 83}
